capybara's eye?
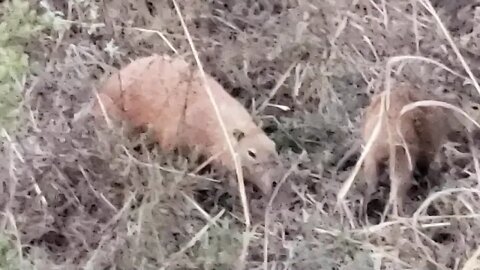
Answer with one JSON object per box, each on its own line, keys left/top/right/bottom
{"left": 247, "top": 149, "right": 257, "bottom": 159}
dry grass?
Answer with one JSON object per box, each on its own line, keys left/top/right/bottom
{"left": 2, "top": 0, "right": 480, "bottom": 269}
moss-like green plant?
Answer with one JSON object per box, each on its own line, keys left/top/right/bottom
{"left": 0, "top": 0, "right": 62, "bottom": 133}
{"left": 193, "top": 217, "right": 245, "bottom": 270}
{"left": 0, "top": 235, "right": 33, "bottom": 270}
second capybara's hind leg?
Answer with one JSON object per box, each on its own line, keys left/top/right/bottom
{"left": 362, "top": 154, "right": 381, "bottom": 217}
{"left": 387, "top": 146, "right": 415, "bottom": 217}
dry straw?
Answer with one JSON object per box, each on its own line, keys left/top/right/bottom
{"left": 171, "top": 0, "right": 251, "bottom": 231}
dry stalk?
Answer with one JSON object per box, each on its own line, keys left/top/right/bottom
{"left": 171, "top": 0, "right": 251, "bottom": 232}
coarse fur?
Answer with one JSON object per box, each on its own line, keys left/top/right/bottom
{"left": 362, "top": 83, "right": 450, "bottom": 216}
{"left": 93, "top": 54, "right": 280, "bottom": 194}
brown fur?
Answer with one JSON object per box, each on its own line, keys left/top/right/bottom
{"left": 93, "top": 54, "right": 280, "bottom": 194}
{"left": 362, "top": 83, "right": 450, "bottom": 215}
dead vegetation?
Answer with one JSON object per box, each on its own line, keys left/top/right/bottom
{"left": 2, "top": 0, "right": 480, "bottom": 269}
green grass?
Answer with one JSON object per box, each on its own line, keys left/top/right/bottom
{"left": 0, "top": 0, "right": 61, "bottom": 132}
{"left": 0, "top": 235, "right": 32, "bottom": 270}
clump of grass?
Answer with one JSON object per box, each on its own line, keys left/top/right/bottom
{"left": 0, "top": 0, "right": 61, "bottom": 132}
{"left": 0, "top": 234, "right": 33, "bottom": 270}
{"left": 192, "top": 217, "right": 244, "bottom": 269}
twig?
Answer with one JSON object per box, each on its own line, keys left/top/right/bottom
{"left": 171, "top": 0, "right": 251, "bottom": 230}
{"left": 257, "top": 62, "right": 297, "bottom": 113}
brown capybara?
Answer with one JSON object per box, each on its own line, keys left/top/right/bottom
{"left": 93, "top": 54, "right": 281, "bottom": 195}
{"left": 362, "top": 83, "right": 450, "bottom": 215}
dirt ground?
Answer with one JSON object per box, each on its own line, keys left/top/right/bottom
{"left": 3, "top": 0, "right": 480, "bottom": 269}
